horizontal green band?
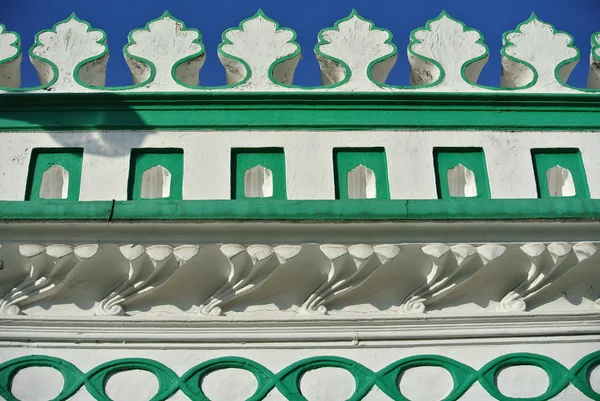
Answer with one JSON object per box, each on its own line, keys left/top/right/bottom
{"left": 1, "top": 198, "right": 600, "bottom": 221}
{"left": 1, "top": 91, "right": 600, "bottom": 131}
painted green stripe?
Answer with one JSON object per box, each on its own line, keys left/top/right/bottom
{"left": 1, "top": 198, "right": 600, "bottom": 221}
{"left": 1, "top": 92, "right": 600, "bottom": 131}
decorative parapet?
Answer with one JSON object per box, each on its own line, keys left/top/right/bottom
{"left": 0, "top": 241, "right": 597, "bottom": 317}
{"left": 1, "top": 11, "right": 599, "bottom": 93}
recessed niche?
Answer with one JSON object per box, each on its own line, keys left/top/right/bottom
{"left": 244, "top": 165, "right": 273, "bottom": 198}
{"left": 447, "top": 163, "right": 477, "bottom": 197}
{"left": 546, "top": 165, "right": 575, "bottom": 197}
{"left": 347, "top": 164, "right": 376, "bottom": 199}
{"left": 140, "top": 165, "right": 172, "bottom": 199}
{"left": 39, "top": 165, "right": 69, "bottom": 199}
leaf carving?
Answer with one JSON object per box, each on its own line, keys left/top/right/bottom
{"left": 218, "top": 10, "right": 300, "bottom": 89}
{"left": 315, "top": 10, "right": 397, "bottom": 89}
{"left": 125, "top": 11, "right": 205, "bottom": 90}
{"left": 501, "top": 14, "right": 579, "bottom": 92}
{"left": 409, "top": 12, "right": 488, "bottom": 89}
{"left": 588, "top": 33, "right": 600, "bottom": 89}
{"left": 30, "top": 14, "right": 108, "bottom": 91}
{"left": 200, "top": 244, "right": 302, "bottom": 315}
{"left": 0, "top": 24, "right": 21, "bottom": 88}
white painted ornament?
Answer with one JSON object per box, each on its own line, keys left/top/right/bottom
{"left": 199, "top": 244, "right": 302, "bottom": 315}
{"left": 29, "top": 14, "right": 108, "bottom": 91}
{"left": 401, "top": 244, "right": 506, "bottom": 313}
{"left": 409, "top": 12, "right": 489, "bottom": 90}
{"left": 315, "top": 10, "right": 397, "bottom": 90}
{"left": 587, "top": 32, "right": 600, "bottom": 89}
{"left": 498, "top": 242, "right": 596, "bottom": 312}
{"left": 0, "top": 24, "right": 21, "bottom": 88}
{"left": 97, "top": 245, "right": 199, "bottom": 316}
{"left": 125, "top": 11, "right": 205, "bottom": 91}
{"left": 299, "top": 244, "right": 401, "bottom": 314}
{"left": 218, "top": 10, "right": 300, "bottom": 90}
{"left": 501, "top": 15, "right": 579, "bottom": 92}
{"left": 0, "top": 244, "right": 98, "bottom": 315}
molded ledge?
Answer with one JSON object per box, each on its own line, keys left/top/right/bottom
{"left": 2, "top": 198, "right": 600, "bottom": 221}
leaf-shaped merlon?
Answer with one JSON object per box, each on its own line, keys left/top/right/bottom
{"left": 124, "top": 11, "right": 205, "bottom": 90}
{"left": 409, "top": 12, "right": 488, "bottom": 90}
{"left": 315, "top": 10, "right": 397, "bottom": 90}
{"left": 218, "top": 10, "right": 300, "bottom": 89}
{"left": 501, "top": 14, "right": 579, "bottom": 92}
{"left": 29, "top": 14, "right": 108, "bottom": 91}
{"left": 587, "top": 32, "right": 600, "bottom": 89}
{"left": 0, "top": 24, "right": 21, "bottom": 88}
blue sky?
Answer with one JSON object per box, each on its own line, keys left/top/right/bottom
{"left": 2, "top": 0, "right": 599, "bottom": 88}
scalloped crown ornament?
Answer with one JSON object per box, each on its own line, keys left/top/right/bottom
{"left": 1, "top": 11, "right": 600, "bottom": 93}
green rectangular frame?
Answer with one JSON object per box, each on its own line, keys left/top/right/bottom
{"left": 231, "top": 148, "right": 286, "bottom": 200}
{"left": 127, "top": 148, "right": 183, "bottom": 200}
{"left": 531, "top": 149, "right": 590, "bottom": 199}
{"left": 333, "top": 148, "right": 390, "bottom": 199}
{"left": 434, "top": 148, "right": 491, "bottom": 199}
{"left": 25, "top": 148, "right": 83, "bottom": 201}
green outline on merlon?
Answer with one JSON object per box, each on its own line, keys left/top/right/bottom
{"left": 0, "top": 23, "right": 21, "bottom": 72}
{"left": 22, "top": 13, "right": 109, "bottom": 92}
{"left": 501, "top": 13, "right": 581, "bottom": 91}
{"left": 215, "top": 9, "right": 303, "bottom": 89}
{"left": 122, "top": 11, "right": 203, "bottom": 91}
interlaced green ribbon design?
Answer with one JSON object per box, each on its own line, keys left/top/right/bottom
{"left": 0, "top": 352, "right": 598, "bottom": 401}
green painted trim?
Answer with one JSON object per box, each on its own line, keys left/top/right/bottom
{"left": 0, "top": 352, "right": 598, "bottom": 400}
{"left": 128, "top": 148, "right": 183, "bottom": 200}
{"left": 2, "top": 91, "right": 600, "bottom": 131}
{"left": 0, "top": 24, "right": 21, "bottom": 67}
{"left": 434, "top": 148, "right": 490, "bottom": 199}
{"left": 122, "top": 11, "right": 204, "bottom": 90}
{"left": 25, "top": 148, "right": 83, "bottom": 201}
{"left": 531, "top": 149, "right": 590, "bottom": 199}
{"left": 592, "top": 32, "right": 600, "bottom": 64}
{"left": 215, "top": 10, "right": 302, "bottom": 89}
{"left": 231, "top": 148, "right": 286, "bottom": 200}
{"left": 2, "top": 198, "right": 600, "bottom": 221}
{"left": 17, "top": 14, "right": 109, "bottom": 92}
{"left": 333, "top": 148, "right": 390, "bottom": 199}
{"left": 501, "top": 14, "right": 582, "bottom": 91}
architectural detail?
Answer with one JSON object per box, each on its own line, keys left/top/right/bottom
{"left": 124, "top": 11, "right": 205, "bottom": 90}
{"left": 200, "top": 244, "right": 302, "bottom": 315}
{"left": 546, "top": 165, "right": 576, "bottom": 196}
{"left": 0, "top": 24, "right": 20, "bottom": 88}
{"left": 0, "top": 244, "right": 98, "bottom": 315}
{"left": 29, "top": 14, "right": 108, "bottom": 91}
{"left": 97, "top": 245, "right": 199, "bottom": 316}
{"left": 447, "top": 163, "right": 477, "bottom": 197}
{"left": 38, "top": 164, "right": 69, "bottom": 199}
{"left": 218, "top": 10, "right": 300, "bottom": 89}
{"left": 588, "top": 32, "right": 600, "bottom": 88}
{"left": 409, "top": 12, "right": 488, "bottom": 89}
{"left": 347, "top": 165, "right": 376, "bottom": 199}
{"left": 499, "top": 242, "right": 597, "bottom": 312}
{"left": 244, "top": 165, "right": 273, "bottom": 197}
{"left": 1, "top": 352, "right": 599, "bottom": 401}
{"left": 316, "top": 10, "right": 396, "bottom": 89}
{"left": 1, "top": 9, "right": 600, "bottom": 401}
{"left": 1, "top": 12, "right": 600, "bottom": 92}
{"left": 401, "top": 244, "right": 506, "bottom": 313}
{"left": 140, "top": 165, "right": 171, "bottom": 199}
{"left": 501, "top": 15, "right": 579, "bottom": 91}
{"left": 300, "top": 244, "right": 400, "bottom": 314}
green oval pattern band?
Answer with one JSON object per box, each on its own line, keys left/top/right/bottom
{"left": 0, "top": 352, "right": 598, "bottom": 401}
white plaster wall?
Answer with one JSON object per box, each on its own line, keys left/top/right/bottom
{"left": 1, "top": 339, "right": 598, "bottom": 400}
{"left": 1, "top": 130, "right": 600, "bottom": 200}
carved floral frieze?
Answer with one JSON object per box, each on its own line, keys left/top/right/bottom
{"left": 1, "top": 12, "right": 600, "bottom": 93}
{"left": 0, "top": 241, "right": 597, "bottom": 317}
